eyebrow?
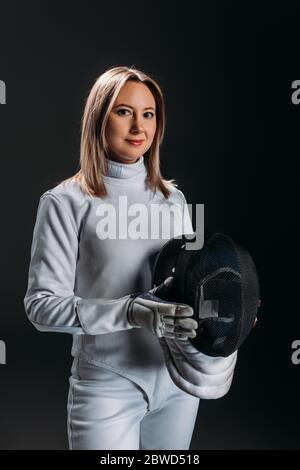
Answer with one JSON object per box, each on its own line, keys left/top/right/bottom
{"left": 113, "top": 103, "right": 156, "bottom": 111}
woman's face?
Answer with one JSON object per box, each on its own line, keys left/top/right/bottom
{"left": 105, "top": 81, "right": 157, "bottom": 164}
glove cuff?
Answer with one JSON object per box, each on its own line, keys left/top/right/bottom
{"left": 127, "top": 295, "right": 141, "bottom": 328}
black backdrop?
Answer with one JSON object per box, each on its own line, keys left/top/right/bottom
{"left": 0, "top": 1, "right": 299, "bottom": 449}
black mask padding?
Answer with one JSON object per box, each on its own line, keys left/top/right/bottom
{"left": 152, "top": 232, "right": 260, "bottom": 357}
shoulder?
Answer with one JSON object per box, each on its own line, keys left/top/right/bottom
{"left": 41, "top": 179, "right": 89, "bottom": 204}
{"left": 161, "top": 186, "right": 189, "bottom": 208}
{"left": 38, "top": 180, "right": 91, "bottom": 230}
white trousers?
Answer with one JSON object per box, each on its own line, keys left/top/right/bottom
{"left": 67, "top": 357, "right": 200, "bottom": 450}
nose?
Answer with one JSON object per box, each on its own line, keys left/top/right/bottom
{"left": 130, "top": 114, "right": 144, "bottom": 134}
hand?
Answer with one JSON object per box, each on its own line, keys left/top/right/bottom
{"left": 127, "top": 277, "right": 198, "bottom": 340}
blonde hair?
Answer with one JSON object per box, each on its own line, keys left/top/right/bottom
{"left": 60, "top": 65, "right": 176, "bottom": 198}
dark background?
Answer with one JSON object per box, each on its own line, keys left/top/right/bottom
{"left": 0, "top": 0, "right": 299, "bottom": 449}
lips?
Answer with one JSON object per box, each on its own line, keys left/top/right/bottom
{"left": 126, "top": 139, "right": 144, "bottom": 146}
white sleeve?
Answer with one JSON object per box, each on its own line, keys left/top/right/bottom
{"left": 23, "top": 194, "right": 135, "bottom": 335}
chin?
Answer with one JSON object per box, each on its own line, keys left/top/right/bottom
{"left": 121, "top": 150, "right": 144, "bottom": 162}
{"left": 113, "top": 154, "right": 141, "bottom": 164}
{"left": 108, "top": 144, "right": 145, "bottom": 163}
{"left": 126, "top": 155, "right": 142, "bottom": 163}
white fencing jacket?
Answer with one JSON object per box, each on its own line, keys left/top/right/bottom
{"left": 24, "top": 155, "right": 237, "bottom": 398}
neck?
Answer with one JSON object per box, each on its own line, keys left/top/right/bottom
{"left": 105, "top": 155, "right": 146, "bottom": 180}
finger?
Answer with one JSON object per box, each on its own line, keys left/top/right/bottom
{"left": 175, "top": 318, "right": 198, "bottom": 330}
{"left": 153, "top": 277, "right": 174, "bottom": 296}
{"left": 150, "top": 276, "right": 174, "bottom": 295}
{"left": 163, "top": 327, "right": 196, "bottom": 340}
{"left": 175, "top": 304, "right": 194, "bottom": 316}
{"left": 163, "top": 276, "right": 174, "bottom": 287}
{"left": 164, "top": 332, "right": 188, "bottom": 341}
{"left": 176, "top": 329, "right": 197, "bottom": 339}
{"left": 162, "top": 316, "right": 175, "bottom": 326}
{"left": 157, "top": 303, "right": 194, "bottom": 317}
{"left": 163, "top": 323, "right": 176, "bottom": 335}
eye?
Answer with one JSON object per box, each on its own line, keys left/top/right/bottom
{"left": 117, "top": 108, "right": 131, "bottom": 116}
{"left": 144, "top": 111, "right": 155, "bottom": 119}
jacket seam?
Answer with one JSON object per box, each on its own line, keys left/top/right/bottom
{"left": 41, "top": 192, "right": 79, "bottom": 236}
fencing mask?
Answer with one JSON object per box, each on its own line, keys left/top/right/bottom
{"left": 153, "top": 232, "right": 260, "bottom": 358}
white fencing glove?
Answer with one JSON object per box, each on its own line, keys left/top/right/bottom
{"left": 127, "top": 277, "right": 198, "bottom": 340}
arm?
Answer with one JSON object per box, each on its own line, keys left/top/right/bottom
{"left": 23, "top": 193, "right": 133, "bottom": 335}
{"left": 24, "top": 193, "right": 198, "bottom": 339}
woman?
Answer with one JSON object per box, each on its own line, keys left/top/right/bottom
{"left": 24, "top": 65, "right": 201, "bottom": 450}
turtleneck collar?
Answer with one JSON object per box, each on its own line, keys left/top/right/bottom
{"left": 105, "top": 155, "right": 146, "bottom": 180}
